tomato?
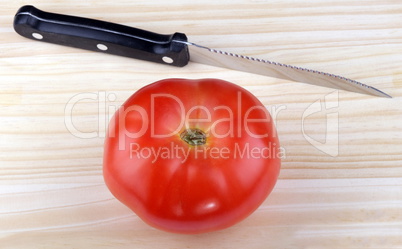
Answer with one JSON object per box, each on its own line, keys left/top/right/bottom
{"left": 103, "top": 78, "right": 281, "bottom": 234}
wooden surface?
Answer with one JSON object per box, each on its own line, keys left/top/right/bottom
{"left": 1, "top": 0, "right": 402, "bottom": 248}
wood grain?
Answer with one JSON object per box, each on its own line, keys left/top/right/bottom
{"left": 1, "top": 0, "right": 402, "bottom": 248}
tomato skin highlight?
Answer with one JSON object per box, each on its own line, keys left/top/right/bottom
{"left": 103, "top": 79, "right": 281, "bottom": 234}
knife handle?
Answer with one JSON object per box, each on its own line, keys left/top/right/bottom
{"left": 13, "top": 5, "right": 189, "bottom": 67}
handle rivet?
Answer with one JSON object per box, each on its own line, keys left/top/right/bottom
{"left": 162, "top": 56, "right": 174, "bottom": 64}
{"left": 97, "top": 44, "right": 108, "bottom": 51}
{"left": 32, "top": 33, "right": 43, "bottom": 40}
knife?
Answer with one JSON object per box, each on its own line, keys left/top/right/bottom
{"left": 13, "top": 5, "right": 391, "bottom": 98}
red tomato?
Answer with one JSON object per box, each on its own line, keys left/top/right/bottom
{"left": 103, "top": 78, "right": 281, "bottom": 234}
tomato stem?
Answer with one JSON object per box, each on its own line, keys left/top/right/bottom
{"left": 180, "top": 128, "right": 206, "bottom": 146}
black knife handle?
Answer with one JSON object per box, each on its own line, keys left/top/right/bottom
{"left": 13, "top": 5, "right": 189, "bottom": 67}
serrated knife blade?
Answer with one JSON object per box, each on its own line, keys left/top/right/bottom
{"left": 182, "top": 42, "right": 391, "bottom": 98}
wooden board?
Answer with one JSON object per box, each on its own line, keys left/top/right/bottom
{"left": 1, "top": 0, "right": 402, "bottom": 248}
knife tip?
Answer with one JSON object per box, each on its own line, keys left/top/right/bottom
{"left": 372, "top": 87, "right": 392, "bottom": 98}
{"left": 370, "top": 87, "right": 392, "bottom": 99}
